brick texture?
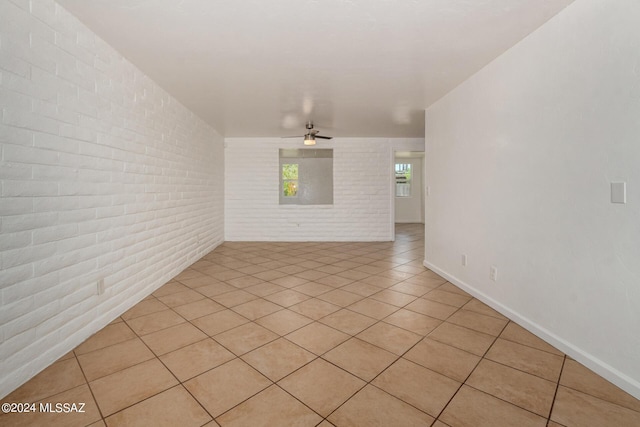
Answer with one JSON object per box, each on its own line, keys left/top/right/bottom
{"left": 0, "top": 0, "right": 224, "bottom": 397}
{"left": 225, "top": 138, "right": 423, "bottom": 241}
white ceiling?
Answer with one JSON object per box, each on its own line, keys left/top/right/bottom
{"left": 57, "top": 0, "right": 574, "bottom": 137}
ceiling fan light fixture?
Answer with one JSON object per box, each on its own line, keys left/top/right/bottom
{"left": 304, "top": 134, "right": 316, "bottom": 145}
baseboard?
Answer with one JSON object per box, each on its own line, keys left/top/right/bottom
{"left": 424, "top": 259, "right": 640, "bottom": 400}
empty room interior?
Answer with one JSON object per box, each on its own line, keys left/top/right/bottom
{"left": 1, "top": 0, "right": 640, "bottom": 426}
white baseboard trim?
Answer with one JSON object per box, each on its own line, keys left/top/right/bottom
{"left": 424, "top": 259, "right": 640, "bottom": 400}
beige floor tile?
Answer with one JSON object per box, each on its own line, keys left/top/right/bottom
{"left": 268, "top": 275, "right": 309, "bottom": 288}
{"left": 156, "top": 289, "right": 205, "bottom": 308}
{"left": 209, "top": 270, "right": 246, "bottom": 281}
{"left": 359, "top": 274, "right": 402, "bottom": 288}
{"left": 551, "top": 386, "right": 640, "bottom": 427}
{"left": 388, "top": 281, "right": 432, "bottom": 297}
{"left": 432, "top": 421, "right": 452, "bottom": 427}
{"left": 178, "top": 276, "right": 220, "bottom": 289}
{"left": 125, "top": 310, "right": 186, "bottom": 335}
{"left": 341, "top": 281, "right": 383, "bottom": 297}
{"left": 393, "top": 265, "right": 426, "bottom": 275}
{"left": 291, "top": 281, "right": 334, "bottom": 297}
{"left": 319, "top": 309, "right": 377, "bottom": 335}
{"left": 184, "top": 359, "right": 271, "bottom": 417}
{"left": 354, "top": 265, "right": 387, "bottom": 275}
{"left": 323, "top": 338, "right": 397, "bottom": 381}
{"left": 78, "top": 338, "right": 155, "bottom": 381}
{"left": 446, "top": 310, "right": 508, "bottom": 336}
{"left": 559, "top": 359, "right": 640, "bottom": 412}
{"left": 289, "top": 298, "right": 341, "bottom": 320}
{"left": 461, "top": 298, "right": 507, "bottom": 319}
{"left": 253, "top": 269, "right": 289, "bottom": 281}
{"left": 370, "top": 289, "right": 417, "bottom": 307}
{"left": 191, "top": 309, "right": 249, "bottom": 336}
{"left": 58, "top": 350, "right": 75, "bottom": 361}
{"left": 500, "top": 322, "right": 563, "bottom": 355}
{"left": 404, "top": 338, "right": 480, "bottom": 382}
{"left": 356, "top": 322, "right": 422, "bottom": 355}
{"left": 152, "top": 282, "right": 190, "bottom": 297}
{"left": 216, "top": 385, "right": 322, "bottom": 427}
{"left": 140, "top": 322, "right": 207, "bottom": 355}
{"left": 121, "top": 299, "right": 168, "bottom": 321}
{"left": 210, "top": 290, "right": 259, "bottom": 307}
{"left": 231, "top": 298, "right": 282, "bottom": 320}
{"left": 315, "top": 265, "right": 349, "bottom": 275}
{"left": 255, "top": 309, "right": 313, "bottom": 335}
{"left": 214, "top": 323, "right": 279, "bottom": 355}
{"left": 336, "top": 269, "right": 371, "bottom": 281}
{"left": 236, "top": 264, "right": 271, "bottom": 275}
{"left": 485, "top": 338, "right": 564, "bottom": 382}
{"left": 172, "top": 298, "right": 225, "bottom": 320}
{"left": 1, "top": 384, "right": 101, "bottom": 427}
{"left": 90, "top": 359, "right": 178, "bottom": 416}
{"left": 422, "top": 289, "right": 472, "bottom": 308}
{"left": 328, "top": 385, "right": 434, "bottom": 427}
{"left": 315, "top": 274, "right": 355, "bottom": 287}
{"left": 3, "top": 358, "right": 86, "bottom": 403}
{"left": 383, "top": 309, "right": 442, "bottom": 335}
{"left": 264, "top": 289, "right": 311, "bottom": 307}
{"left": 405, "top": 298, "right": 458, "bottom": 320}
{"left": 437, "top": 282, "right": 472, "bottom": 297}
{"left": 104, "top": 386, "right": 211, "bottom": 427}
{"left": 372, "top": 358, "right": 460, "bottom": 417}
{"left": 159, "top": 338, "right": 235, "bottom": 382}
{"left": 278, "top": 358, "right": 365, "bottom": 416}
{"left": 194, "top": 282, "right": 236, "bottom": 297}
{"left": 347, "top": 298, "right": 398, "bottom": 320}
{"left": 428, "top": 322, "right": 495, "bottom": 356}
{"left": 294, "top": 269, "right": 331, "bottom": 281}
{"left": 226, "top": 275, "right": 265, "bottom": 288}
{"left": 74, "top": 322, "right": 136, "bottom": 355}
{"left": 286, "top": 322, "right": 350, "bottom": 355}
{"left": 440, "top": 385, "right": 547, "bottom": 427}
{"left": 467, "top": 359, "right": 556, "bottom": 416}
{"left": 402, "top": 275, "right": 446, "bottom": 288}
{"left": 276, "top": 265, "right": 308, "bottom": 275}
{"left": 244, "top": 282, "right": 286, "bottom": 297}
{"left": 241, "top": 338, "right": 316, "bottom": 381}
{"left": 317, "top": 289, "right": 363, "bottom": 307}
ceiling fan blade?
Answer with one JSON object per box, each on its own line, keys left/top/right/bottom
{"left": 315, "top": 135, "right": 333, "bottom": 140}
{"left": 281, "top": 135, "right": 305, "bottom": 138}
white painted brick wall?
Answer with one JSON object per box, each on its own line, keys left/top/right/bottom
{"left": 0, "top": 0, "right": 224, "bottom": 398}
{"left": 225, "top": 137, "right": 423, "bottom": 241}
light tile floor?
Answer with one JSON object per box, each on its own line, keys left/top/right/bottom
{"left": 2, "top": 224, "right": 640, "bottom": 426}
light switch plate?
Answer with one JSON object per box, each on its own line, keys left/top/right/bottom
{"left": 611, "top": 182, "right": 626, "bottom": 204}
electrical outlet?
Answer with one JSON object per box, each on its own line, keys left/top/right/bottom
{"left": 426, "top": 186, "right": 431, "bottom": 196}
{"left": 489, "top": 266, "right": 498, "bottom": 281}
{"left": 97, "top": 278, "right": 105, "bottom": 295}
{"left": 461, "top": 254, "right": 467, "bottom": 267}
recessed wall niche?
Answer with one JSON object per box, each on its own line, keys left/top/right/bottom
{"left": 279, "top": 149, "right": 333, "bottom": 205}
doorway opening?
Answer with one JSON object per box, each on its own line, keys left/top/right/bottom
{"left": 393, "top": 151, "right": 425, "bottom": 227}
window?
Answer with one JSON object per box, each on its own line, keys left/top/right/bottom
{"left": 395, "top": 163, "right": 411, "bottom": 197}
{"left": 279, "top": 149, "right": 333, "bottom": 205}
{"left": 282, "top": 164, "right": 298, "bottom": 197}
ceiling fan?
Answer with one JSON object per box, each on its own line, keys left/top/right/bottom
{"left": 282, "top": 122, "right": 333, "bottom": 145}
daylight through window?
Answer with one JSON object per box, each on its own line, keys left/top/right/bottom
{"left": 282, "top": 164, "right": 298, "bottom": 197}
{"left": 395, "top": 163, "right": 411, "bottom": 197}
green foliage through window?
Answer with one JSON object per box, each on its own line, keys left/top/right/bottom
{"left": 282, "top": 164, "right": 298, "bottom": 180}
{"left": 283, "top": 164, "right": 298, "bottom": 197}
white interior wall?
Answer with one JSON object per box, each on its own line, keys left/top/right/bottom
{"left": 0, "top": 1, "right": 224, "bottom": 398}
{"left": 424, "top": 0, "right": 640, "bottom": 397}
{"left": 225, "top": 138, "right": 424, "bottom": 241}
